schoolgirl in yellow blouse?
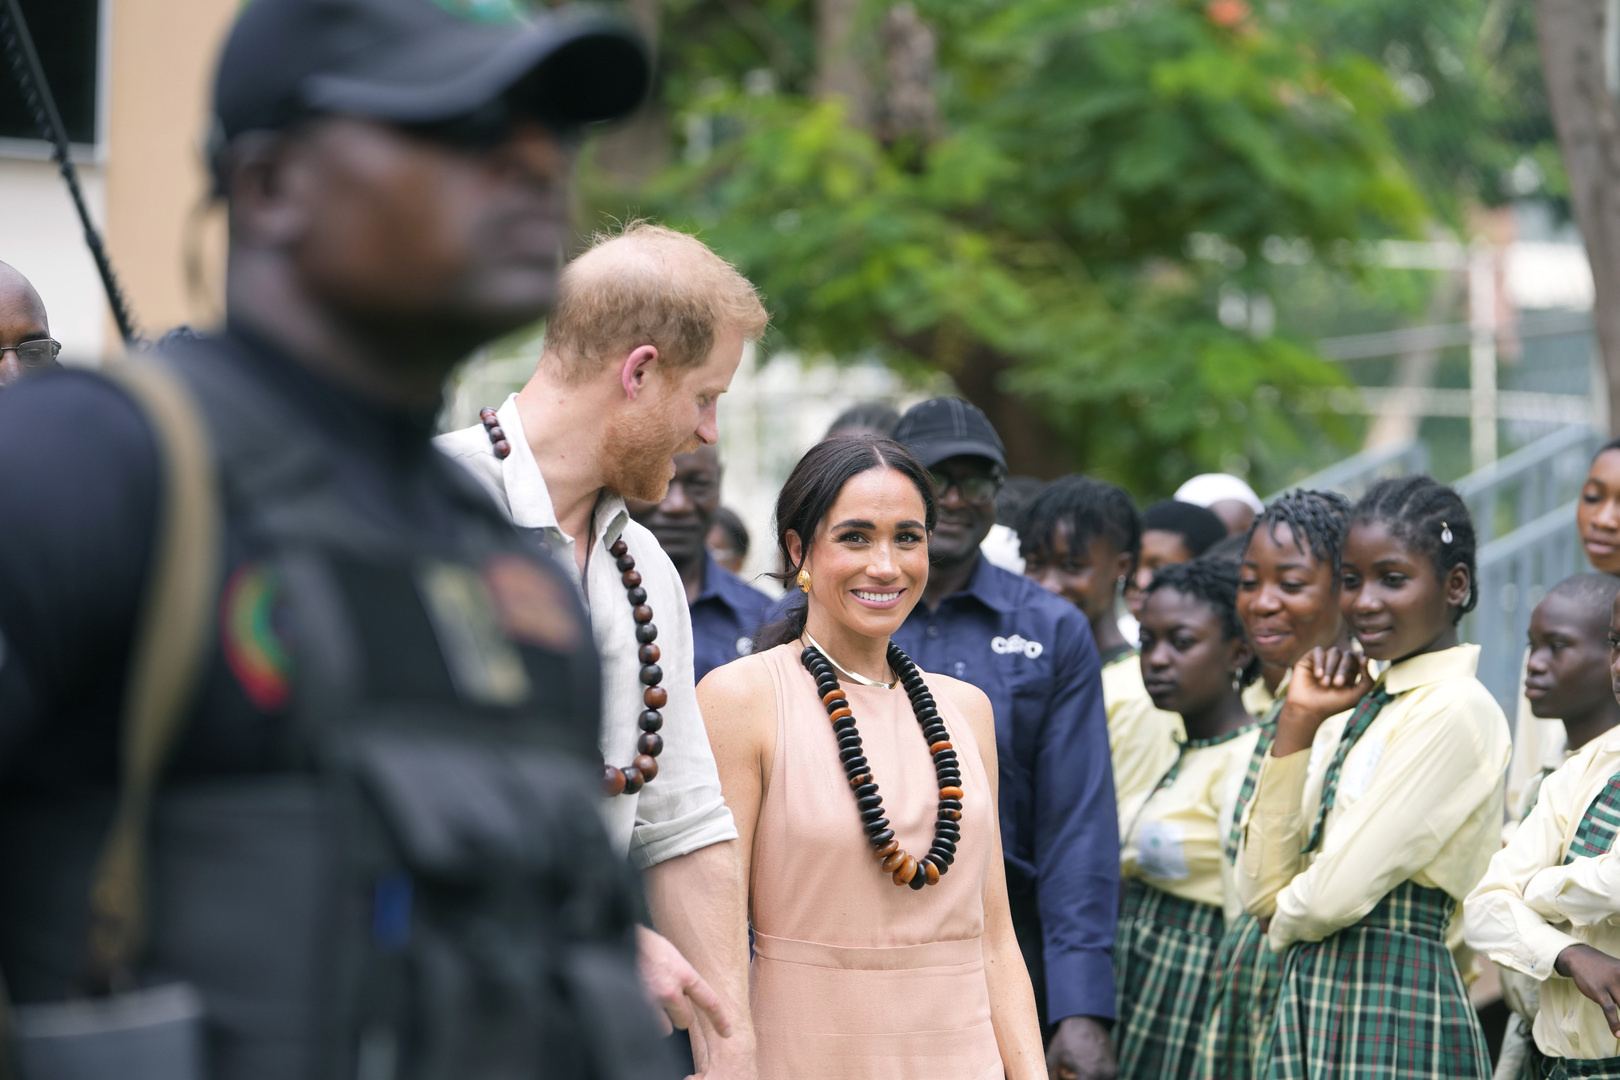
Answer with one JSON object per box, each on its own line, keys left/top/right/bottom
{"left": 1114, "top": 557, "right": 1262, "bottom": 1078}
{"left": 1235, "top": 475, "right": 1510, "bottom": 1079}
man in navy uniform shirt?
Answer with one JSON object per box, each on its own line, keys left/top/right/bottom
{"left": 891, "top": 398, "right": 1120, "bottom": 1080}
{"left": 628, "top": 444, "right": 772, "bottom": 682}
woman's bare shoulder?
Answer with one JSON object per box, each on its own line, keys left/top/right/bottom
{"left": 927, "top": 672, "right": 994, "bottom": 721}
{"left": 696, "top": 647, "right": 781, "bottom": 718}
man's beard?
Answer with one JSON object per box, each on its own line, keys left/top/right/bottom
{"left": 602, "top": 405, "right": 695, "bottom": 503}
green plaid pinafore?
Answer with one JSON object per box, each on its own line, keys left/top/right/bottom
{"left": 1115, "top": 727, "right": 1254, "bottom": 1080}
{"left": 1528, "top": 772, "right": 1620, "bottom": 1080}
{"left": 1198, "top": 702, "right": 1281, "bottom": 1080}
{"left": 1262, "top": 687, "right": 1491, "bottom": 1080}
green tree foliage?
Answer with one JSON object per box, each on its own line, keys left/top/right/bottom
{"left": 594, "top": 0, "right": 1439, "bottom": 493}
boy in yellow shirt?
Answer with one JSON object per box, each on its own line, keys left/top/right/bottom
{"left": 1467, "top": 573, "right": 1620, "bottom": 1079}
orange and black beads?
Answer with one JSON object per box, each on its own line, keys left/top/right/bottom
{"left": 800, "top": 642, "right": 962, "bottom": 890}
{"left": 480, "top": 408, "right": 663, "bottom": 799}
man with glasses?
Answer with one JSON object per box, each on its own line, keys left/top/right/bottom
{"left": 0, "top": 260, "right": 59, "bottom": 386}
{"left": 626, "top": 444, "right": 772, "bottom": 684}
{"left": 891, "top": 397, "right": 1121, "bottom": 1080}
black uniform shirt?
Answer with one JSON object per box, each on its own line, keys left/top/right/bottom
{"left": 0, "top": 326, "right": 594, "bottom": 795}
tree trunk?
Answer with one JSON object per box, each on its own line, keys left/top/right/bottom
{"left": 815, "top": 0, "right": 874, "bottom": 126}
{"left": 591, "top": 0, "right": 670, "bottom": 188}
{"left": 950, "top": 345, "right": 1074, "bottom": 479}
{"left": 1535, "top": 0, "right": 1620, "bottom": 435}
{"left": 879, "top": 3, "right": 940, "bottom": 144}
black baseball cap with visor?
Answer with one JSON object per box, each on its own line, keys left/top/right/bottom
{"left": 208, "top": 0, "right": 651, "bottom": 188}
{"left": 892, "top": 397, "right": 1008, "bottom": 506}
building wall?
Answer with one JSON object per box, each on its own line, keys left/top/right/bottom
{"left": 0, "top": 0, "right": 234, "bottom": 365}
{"left": 103, "top": 0, "right": 237, "bottom": 350}
{"left": 0, "top": 158, "right": 108, "bottom": 363}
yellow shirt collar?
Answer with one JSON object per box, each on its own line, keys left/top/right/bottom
{"left": 1381, "top": 642, "right": 1480, "bottom": 696}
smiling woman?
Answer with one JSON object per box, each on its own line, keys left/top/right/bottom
{"left": 696, "top": 435, "right": 1047, "bottom": 1080}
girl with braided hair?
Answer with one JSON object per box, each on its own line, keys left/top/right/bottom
{"left": 1198, "top": 490, "right": 1352, "bottom": 1079}
{"left": 1114, "top": 557, "right": 1263, "bottom": 1078}
{"left": 1240, "top": 475, "right": 1509, "bottom": 1079}
{"left": 1019, "top": 477, "right": 1183, "bottom": 836}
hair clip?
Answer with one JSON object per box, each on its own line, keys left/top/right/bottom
{"left": 1440, "top": 521, "right": 1453, "bottom": 544}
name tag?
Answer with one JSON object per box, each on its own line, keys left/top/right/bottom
{"left": 1137, "top": 821, "right": 1189, "bottom": 880}
{"left": 1340, "top": 740, "right": 1385, "bottom": 803}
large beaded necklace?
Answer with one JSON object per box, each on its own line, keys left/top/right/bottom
{"left": 481, "top": 407, "right": 664, "bottom": 797}
{"left": 800, "top": 640, "right": 963, "bottom": 889}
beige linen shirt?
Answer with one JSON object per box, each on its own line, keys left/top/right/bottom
{"left": 436, "top": 394, "right": 737, "bottom": 868}
{"left": 1466, "top": 728, "right": 1620, "bottom": 1061}
{"left": 1101, "top": 651, "right": 1184, "bottom": 839}
{"left": 1122, "top": 725, "right": 1262, "bottom": 921}
{"left": 1235, "top": 644, "right": 1510, "bottom": 951}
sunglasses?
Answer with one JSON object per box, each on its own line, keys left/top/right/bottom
{"left": 398, "top": 98, "right": 581, "bottom": 152}
{"left": 0, "top": 338, "right": 61, "bottom": 368}
{"left": 930, "top": 471, "right": 1002, "bottom": 506}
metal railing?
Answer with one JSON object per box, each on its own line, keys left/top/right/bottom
{"left": 1454, "top": 425, "right": 1600, "bottom": 545}
{"left": 1265, "top": 439, "right": 1429, "bottom": 504}
{"left": 1464, "top": 503, "right": 1591, "bottom": 711}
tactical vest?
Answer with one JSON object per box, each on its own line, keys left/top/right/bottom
{"left": 0, "top": 338, "right": 670, "bottom": 1080}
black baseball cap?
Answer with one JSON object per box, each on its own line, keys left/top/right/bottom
{"left": 212, "top": 0, "right": 651, "bottom": 146}
{"left": 892, "top": 397, "right": 1007, "bottom": 472}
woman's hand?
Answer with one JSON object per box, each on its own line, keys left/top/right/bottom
{"left": 1272, "top": 647, "right": 1373, "bottom": 757}
{"left": 1557, "top": 944, "right": 1620, "bottom": 1038}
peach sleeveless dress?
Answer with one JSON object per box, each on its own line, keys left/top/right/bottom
{"left": 750, "top": 643, "right": 1002, "bottom": 1079}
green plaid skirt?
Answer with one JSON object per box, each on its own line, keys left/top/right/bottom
{"left": 1530, "top": 1045, "right": 1620, "bottom": 1078}
{"left": 1116, "top": 879, "right": 1226, "bottom": 1079}
{"left": 1262, "top": 881, "right": 1489, "bottom": 1080}
{"left": 1199, "top": 910, "right": 1280, "bottom": 1079}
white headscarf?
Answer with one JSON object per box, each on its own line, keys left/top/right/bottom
{"left": 1174, "top": 473, "right": 1264, "bottom": 513}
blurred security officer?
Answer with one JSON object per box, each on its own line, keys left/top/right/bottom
{"left": 890, "top": 398, "right": 1121, "bottom": 1080}
{"left": 627, "top": 445, "right": 772, "bottom": 683}
{"left": 0, "top": 2, "right": 667, "bottom": 1079}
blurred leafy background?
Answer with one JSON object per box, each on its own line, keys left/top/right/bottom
{"left": 572, "top": 0, "right": 1562, "bottom": 496}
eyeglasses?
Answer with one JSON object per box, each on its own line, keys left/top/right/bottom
{"left": 931, "top": 471, "right": 1002, "bottom": 506}
{"left": 0, "top": 338, "right": 61, "bottom": 367}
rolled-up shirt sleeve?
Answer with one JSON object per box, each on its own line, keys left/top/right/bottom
{"left": 1523, "top": 853, "right": 1620, "bottom": 929}
{"left": 627, "top": 573, "right": 737, "bottom": 870}
{"left": 1465, "top": 774, "right": 1585, "bottom": 982}
{"left": 1269, "top": 700, "right": 1500, "bottom": 950}
{"left": 1035, "top": 612, "right": 1120, "bottom": 1022}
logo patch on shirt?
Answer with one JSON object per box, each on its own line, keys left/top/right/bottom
{"left": 482, "top": 553, "right": 583, "bottom": 653}
{"left": 735, "top": 635, "right": 755, "bottom": 657}
{"left": 419, "top": 561, "right": 532, "bottom": 707}
{"left": 991, "top": 634, "right": 1044, "bottom": 659}
{"left": 1137, "top": 821, "right": 1189, "bottom": 880}
{"left": 221, "top": 562, "right": 294, "bottom": 712}
{"left": 1340, "top": 740, "right": 1385, "bottom": 803}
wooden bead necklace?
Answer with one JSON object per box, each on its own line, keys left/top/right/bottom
{"left": 800, "top": 640, "right": 963, "bottom": 889}
{"left": 481, "top": 407, "right": 665, "bottom": 797}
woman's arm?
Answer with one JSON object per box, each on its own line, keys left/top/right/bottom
{"left": 941, "top": 678, "right": 1046, "bottom": 1080}
{"left": 691, "top": 655, "right": 779, "bottom": 1077}
{"left": 695, "top": 655, "right": 779, "bottom": 928}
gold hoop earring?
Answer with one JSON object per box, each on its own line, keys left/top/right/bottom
{"left": 797, "top": 568, "right": 812, "bottom": 594}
